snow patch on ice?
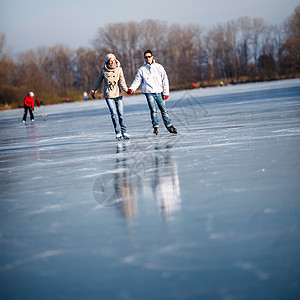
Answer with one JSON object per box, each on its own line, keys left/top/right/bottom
{"left": 27, "top": 200, "right": 92, "bottom": 215}
{"left": 81, "top": 173, "right": 101, "bottom": 179}
{"left": 123, "top": 254, "right": 138, "bottom": 264}
{"left": 273, "top": 128, "right": 300, "bottom": 133}
{"left": 44, "top": 191, "right": 54, "bottom": 195}
{"left": 264, "top": 208, "right": 277, "bottom": 214}
{"left": 235, "top": 261, "right": 270, "bottom": 280}
{"left": 32, "top": 176, "right": 43, "bottom": 180}
{"left": 0, "top": 250, "right": 67, "bottom": 272}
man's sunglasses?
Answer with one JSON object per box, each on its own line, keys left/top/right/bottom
{"left": 144, "top": 55, "right": 152, "bottom": 59}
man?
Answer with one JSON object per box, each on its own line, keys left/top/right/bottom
{"left": 127, "top": 50, "right": 177, "bottom": 135}
{"left": 22, "top": 92, "right": 35, "bottom": 123}
{"left": 35, "top": 96, "right": 41, "bottom": 106}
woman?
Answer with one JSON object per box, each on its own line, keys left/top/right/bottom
{"left": 91, "top": 54, "right": 130, "bottom": 140}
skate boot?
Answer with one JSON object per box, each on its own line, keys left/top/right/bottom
{"left": 167, "top": 125, "right": 177, "bottom": 134}
{"left": 116, "top": 133, "right": 122, "bottom": 140}
{"left": 123, "top": 133, "right": 130, "bottom": 139}
{"left": 153, "top": 126, "right": 159, "bottom": 135}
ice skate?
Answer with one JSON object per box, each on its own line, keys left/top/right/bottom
{"left": 123, "top": 133, "right": 130, "bottom": 139}
{"left": 153, "top": 127, "right": 159, "bottom": 135}
{"left": 167, "top": 125, "right": 177, "bottom": 134}
{"left": 116, "top": 133, "right": 122, "bottom": 140}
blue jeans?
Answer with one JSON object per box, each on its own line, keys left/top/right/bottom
{"left": 105, "top": 97, "right": 126, "bottom": 135}
{"left": 145, "top": 93, "right": 172, "bottom": 128}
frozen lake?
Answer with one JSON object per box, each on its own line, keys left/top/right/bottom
{"left": 1, "top": 79, "right": 300, "bottom": 299}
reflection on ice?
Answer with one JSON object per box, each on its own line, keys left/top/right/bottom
{"left": 93, "top": 140, "right": 181, "bottom": 221}
{"left": 114, "top": 142, "right": 138, "bottom": 219}
{"left": 144, "top": 144, "right": 181, "bottom": 221}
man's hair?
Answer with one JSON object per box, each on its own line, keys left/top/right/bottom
{"left": 144, "top": 50, "right": 153, "bottom": 57}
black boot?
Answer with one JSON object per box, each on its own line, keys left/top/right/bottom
{"left": 153, "top": 127, "right": 159, "bottom": 135}
{"left": 167, "top": 125, "right": 177, "bottom": 134}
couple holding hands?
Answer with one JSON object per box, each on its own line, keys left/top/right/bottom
{"left": 91, "top": 50, "right": 177, "bottom": 140}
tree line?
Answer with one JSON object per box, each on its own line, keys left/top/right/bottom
{"left": 0, "top": 5, "right": 299, "bottom": 109}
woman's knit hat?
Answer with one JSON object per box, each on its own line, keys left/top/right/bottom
{"left": 105, "top": 53, "right": 116, "bottom": 63}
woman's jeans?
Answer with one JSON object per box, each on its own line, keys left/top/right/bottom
{"left": 105, "top": 96, "right": 126, "bottom": 135}
{"left": 145, "top": 93, "right": 172, "bottom": 128}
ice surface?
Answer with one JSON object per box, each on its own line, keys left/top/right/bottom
{"left": 1, "top": 79, "right": 300, "bottom": 299}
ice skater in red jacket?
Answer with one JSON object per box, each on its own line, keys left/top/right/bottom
{"left": 22, "top": 92, "right": 35, "bottom": 123}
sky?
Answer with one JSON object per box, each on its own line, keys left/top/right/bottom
{"left": 0, "top": 0, "right": 299, "bottom": 55}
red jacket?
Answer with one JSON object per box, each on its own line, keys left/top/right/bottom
{"left": 24, "top": 95, "right": 34, "bottom": 109}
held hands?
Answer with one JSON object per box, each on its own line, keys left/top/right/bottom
{"left": 91, "top": 90, "right": 96, "bottom": 99}
{"left": 127, "top": 89, "right": 134, "bottom": 95}
{"left": 163, "top": 94, "right": 169, "bottom": 100}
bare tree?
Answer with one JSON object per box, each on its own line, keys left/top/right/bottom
{"left": 251, "top": 18, "right": 266, "bottom": 66}
{"left": 47, "top": 45, "right": 74, "bottom": 92}
{"left": 93, "top": 22, "right": 141, "bottom": 81}
{"left": 191, "top": 25, "right": 206, "bottom": 83}
{"left": 281, "top": 5, "right": 300, "bottom": 75}
{"left": 15, "top": 50, "right": 48, "bottom": 91}
{"left": 206, "top": 21, "right": 239, "bottom": 81}
{"left": 74, "top": 47, "right": 98, "bottom": 91}
{"left": 284, "top": 5, "right": 300, "bottom": 41}
{"left": 0, "top": 32, "right": 6, "bottom": 56}
{"left": 0, "top": 33, "right": 15, "bottom": 86}
{"left": 140, "top": 20, "right": 168, "bottom": 57}
{"left": 166, "top": 24, "right": 202, "bottom": 85}
{"left": 237, "top": 17, "right": 252, "bottom": 76}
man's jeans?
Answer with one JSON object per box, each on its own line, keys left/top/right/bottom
{"left": 145, "top": 93, "right": 172, "bottom": 128}
{"left": 105, "top": 96, "right": 126, "bottom": 135}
